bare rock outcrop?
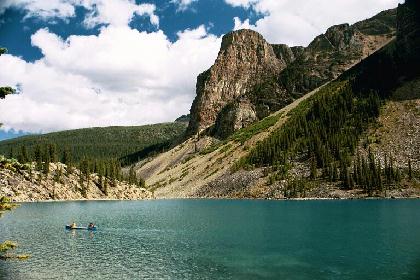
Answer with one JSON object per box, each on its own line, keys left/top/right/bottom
{"left": 186, "top": 29, "right": 285, "bottom": 137}
{"left": 212, "top": 99, "right": 258, "bottom": 139}
{"left": 279, "top": 11, "right": 397, "bottom": 97}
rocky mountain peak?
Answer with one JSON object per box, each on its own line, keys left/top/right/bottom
{"left": 308, "top": 23, "right": 361, "bottom": 52}
{"left": 186, "top": 29, "right": 284, "bottom": 136}
{"left": 220, "top": 29, "right": 263, "bottom": 50}
{"left": 215, "top": 29, "right": 284, "bottom": 78}
{"left": 325, "top": 24, "right": 356, "bottom": 49}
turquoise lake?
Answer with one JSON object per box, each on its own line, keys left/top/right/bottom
{"left": 0, "top": 200, "right": 419, "bottom": 279}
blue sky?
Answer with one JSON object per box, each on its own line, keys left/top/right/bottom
{"left": 0, "top": 0, "right": 403, "bottom": 140}
{"left": 0, "top": 1, "right": 261, "bottom": 62}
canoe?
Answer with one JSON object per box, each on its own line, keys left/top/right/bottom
{"left": 65, "top": 225, "right": 97, "bottom": 231}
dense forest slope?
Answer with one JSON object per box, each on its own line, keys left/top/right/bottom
{"left": 0, "top": 122, "right": 187, "bottom": 165}
{"left": 136, "top": 0, "right": 419, "bottom": 199}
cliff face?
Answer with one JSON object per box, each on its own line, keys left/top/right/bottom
{"left": 186, "top": 30, "right": 286, "bottom": 137}
{"left": 186, "top": 9, "right": 397, "bottom": 138}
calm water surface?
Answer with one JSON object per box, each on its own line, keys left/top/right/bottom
{"left": 0, "top": 199, "right": 419, "bottom": 279}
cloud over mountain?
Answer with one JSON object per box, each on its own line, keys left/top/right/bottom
{"left": 0, "top": 22, "right": 220, "bottom": 132}
{"left": 230, "top": 0, "right": 404, "bottom": 46}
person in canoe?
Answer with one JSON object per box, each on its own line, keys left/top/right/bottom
{"left": 70, "top": 222, "right": 77, "bottom": 229}
{"left": 88, "top": 223, "right": 95, "bottom": 229}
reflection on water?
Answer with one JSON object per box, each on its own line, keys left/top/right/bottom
{"left": 66, "top": 229, "right": 96, "bottom": 239}
{"left": 0, "top": 200, "right": 419, "bottom": 280}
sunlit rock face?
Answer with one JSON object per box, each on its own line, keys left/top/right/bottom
{"left": 186, "top": 29, "right": 284, "bottom": 137}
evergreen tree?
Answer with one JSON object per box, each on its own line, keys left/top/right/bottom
{"left": 8, "top": 147, "right": 13, "bottom": 159}
{"left": 408, "top": 159, "right": 412, "bottom": 180}
{"left": 48, "top": 144, "right": 57, "bottom": 163}
{"left": 54, "top": 166, "right": 63, "bottom": 184}
{"left": 22, "top": 145, "right": 29, "bottom": 162}
{"left": 79, "top": 159, "right": 90, "bottom": 198}
{"left": 0, "top": 87, "right": 15, "bottom": 99}
{"left": 43, "top": 159, "right": 50, "bottom": 176}
{"left": 310, "top": 156, "right": 317, "bottom": 179}
{"left": 138, "top": 177, "right": 146, "bottom": 188}
{"left": 18, "top": 145, "right": 29, "bottom": 163}
{"left": 62, "top": 148, "right": 71, "bottom": 165}
{"left": 34, "top": 145, "right": 43, "bottom": 171}
{"left": 128, "top": 166, "right": 137, "bottom": 185}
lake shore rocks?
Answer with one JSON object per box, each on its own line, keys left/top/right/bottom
{"left": 0, "top": 162, "right": 152, "bottom": 202}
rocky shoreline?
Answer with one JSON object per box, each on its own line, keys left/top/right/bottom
{"left": 0, "top": 162, "right": 153, "bottom": 202}
{"left": 193, "top": 169, "right": 420, "bottom": 200}
{"left": 12, "top": 196, "right": 420, "bottom": 203}
{"left": 1, "top": 159, "right": 418, "bottom": 202}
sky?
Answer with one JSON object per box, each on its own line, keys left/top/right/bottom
{"left": 0, "top": 0, "right": 403, "bottom": 140}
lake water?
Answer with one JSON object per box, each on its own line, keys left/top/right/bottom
{"left": 0, "top": 200, "right": 419, "bottom": 279}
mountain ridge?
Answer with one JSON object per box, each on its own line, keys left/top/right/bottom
{"left": 186, "top": 8, "right": 397, "bottom": 139}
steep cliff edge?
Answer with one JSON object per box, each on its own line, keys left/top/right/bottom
{"left": 186, "top": 9, "right": 397, "bottom": 139}
{"left": 186, "top": 30, "right": 285, "bottom": 137}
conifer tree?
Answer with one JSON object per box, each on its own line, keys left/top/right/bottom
{"left": 42, "top": 146, "right": 51, "bottom": 175}
{"left": 79, "top": 159, "right": 90, "bottom": 198}
{"left": 43, "top": 159, "right": 50, "bottom": 176}
{"left": 62, "top": 148, "right": 71, "bottom": 165}
{"left": 138, "top": 177, "right": 146, "bottom": 188}
{"left": 128, "top": 166, "right": 137, "bottom": 185}
{"left": 48, "top": 144, "right": 57, "bottom": 163}
{"left": 8, "top": 147, "right": 14, "bottom": 159}
{"left": 54, "top": 166, "right": 63, "bottom": 184}
{"left": 18, "top": 145, "right": 29, "bottom": 163}
{"left": 34, "top": 145, "right": 42, "bottom": 171}
{"left": 408, "top": 159, "right": 412, "bottom": 180}
{"left": 310, "top": 157, "right": 317, "bottom": 179}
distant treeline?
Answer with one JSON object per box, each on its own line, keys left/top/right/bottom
{"left": 0, "top": 123, "right": 187, "bottom": 165}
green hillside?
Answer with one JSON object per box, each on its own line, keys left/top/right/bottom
{"left": 0, "top": 123, "right": 187, "bottom": 164}
{"left": 234, "top": 0, "right": 420, "bottom": 197}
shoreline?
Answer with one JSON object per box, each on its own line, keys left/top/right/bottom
{"left": 19, "top": 196, "right": 420, "bottom": 203}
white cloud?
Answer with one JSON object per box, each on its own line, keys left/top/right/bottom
{"left": 224, "top": 0, "right": 258, "bottom": 8}
{"left": 0, "top": 25, "right": 221, "bottom": 133}
{"left": 0, "top": 0, "right": 159, "bottom": 27}
{"left": 233, "top": 17, "right": 251, "bottom": 30}
{"left": 171, "top": 0, "right": 198, "bottom": 12}
{"left": 0, "top": 0, "right": 76, "bottom": 19}
{"left": 80, "top": 1, "right": 159, "bottom": 28}
{"left": 227, "top": 0, "right": 404, "bottom": 46}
